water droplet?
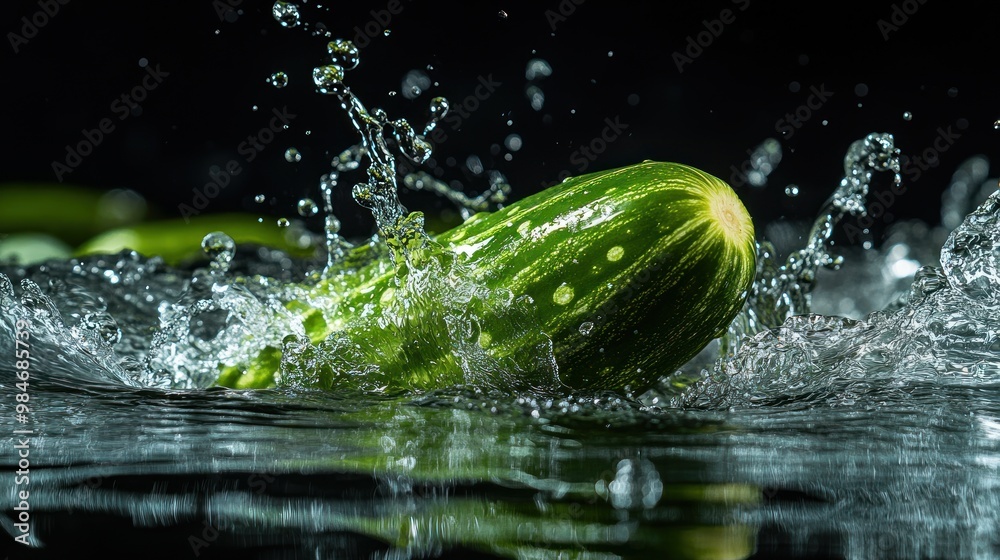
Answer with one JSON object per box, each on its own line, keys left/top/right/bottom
{"left": 498, "top": 9, "right": 508, "bottom": 19}
{"left": 201, "top": 232, "right": 236, "bottom": 274}
{"left": 284, "top": 147, "right": 302, "bottom": 162}
{"left": 297, "top": 198, "right": 318, "bottom": 217}
{"left": 254, "top": 194, "right": 266, "bottom": 204}
{"left": 313, "top": 65, "right": 345, "bottom": 95}
{"left": 327, "top": 39, "right": 359, "bottom": 70}
{"left": 277, "top": 218, "right": 291, "bottom": 228}
{"left": 428, "top": 97, "right": 449, "bottom": 121}
{"left": 268, "top": 71, "right": 289, "bottom": 88}
{"left": 607, "top": 50, "right": 614, "bottom": 57}
{"left": 948, "top": 86, "right": 959, "bottom": 98}
{"left": 252, "top": 105, "right": 259, "bottom": 112}
{"left": 272, "top": 1, "right": 301, "bottom": 27}
{"left": 785, "top": 184, "right": 800, "bottom": 197}
{"left": 903, "top": 111, "right": 913, "bottom": 121}
{"left": 526, "top": 85, "right": 545, "bottom": 111}
{"left": 402, "top": 69, "right": 431, "bottom": 100}
{"left": 789, "top": 81, "right": 801, "bottom": 93}
{"left": 326, "top": 215, "right": 341, "bottom": 233}
{"left": 423, "top": 97, "right": 451, "bottom": 136}
{"left": 504, "top": 134, "right": 522, "bottom": 152}
{"left": 627, "top": 93, "right": 639, "bottom": 106}
{"left": 994, "top": 120, "right": 1000, "bottom": 130}
{"left": 525, "top": 58, "right": 553, "bottom": 80}
{"left": 854, "top": 83, "right": 868, "bottom": 97}
{"left": 383, "top": 29, "right": 391, "bottom": 37}
{"left": 579, "top": 321, "right": 594, "bottom": 336}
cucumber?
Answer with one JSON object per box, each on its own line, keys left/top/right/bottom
{"left": 216, "top": 161, "right": 756, "bottom": 393}
{"left": 75, "top": 213, "right": 317, "bottom": 264}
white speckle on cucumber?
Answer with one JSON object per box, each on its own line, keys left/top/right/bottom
{"left": 380, "top": 287, "right": 395, "bottom": 305}
{"left": 553, "top": 284, "right": 575, "bottom": 305}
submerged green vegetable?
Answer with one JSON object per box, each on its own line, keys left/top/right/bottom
{"left": 75, "top": 213, "right": 315, "bottom": 264}
{"left": 217, "top": 161, "right": 757, "bottom": 393}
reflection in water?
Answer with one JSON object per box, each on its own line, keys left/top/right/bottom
{"left": 3, "top": 373, "right": 999, "bottom": 558}
{"left": 1, "top": 382, "right": 760, "bottom": 558}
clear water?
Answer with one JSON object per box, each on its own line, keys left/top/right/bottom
{"left": 5, "top": 19, "right": 1000, "bottom": 560}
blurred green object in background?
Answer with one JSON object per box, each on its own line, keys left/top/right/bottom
{"left": 0, "top": 183, "right": 316, "bottom": 266}
{"left": 0, "top": 184, "right": 148, "bottom": 244}
{"left": 75, "top": 213, "right": 317, "bottom": 265}
{"left": 0, "top": 233, "right": 73, "bottom": 265}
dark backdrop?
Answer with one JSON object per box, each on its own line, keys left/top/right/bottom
{"left": 2, "top": 1, "right": 997, "bottom": 246}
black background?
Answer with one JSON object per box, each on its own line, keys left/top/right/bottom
{"left": 2, "top": 0, "right": 998, "bottom": 246}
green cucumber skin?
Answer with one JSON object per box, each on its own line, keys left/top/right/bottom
{"left": 434, "top": 161, "right": 756, "bottom": 390}
{"left": 218, "top": 161, "right": 756, "bottom": 392}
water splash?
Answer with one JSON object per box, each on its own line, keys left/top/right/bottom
{"left": 720, "top": 132, "right": 901, "bottom": 356}
{"left": 667, "top": 138, "right": 1000, "bottom": 410}
{"left": 940, "top": 188, "right": 1000, "bottom": 305}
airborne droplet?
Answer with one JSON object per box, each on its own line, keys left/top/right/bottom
{"left": 268, "top": 71, "right": 289, "bottom": 89}
{"left": 313, "top": 65, "right": 345, "bottom": 95}
{"left": 327, "top": 39, "right": 359, "bottom": 70}
{"left": 272, "top": 1, "right": 301, "bottom": 27}
{"left": 201, "top": 231, "right": 236, "bottom": 274}
{"left": 284, "top": 148, "right": 302, "bottom": 163}
{"left": 297, "top": 198, "right": 318, "bottom": 217}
